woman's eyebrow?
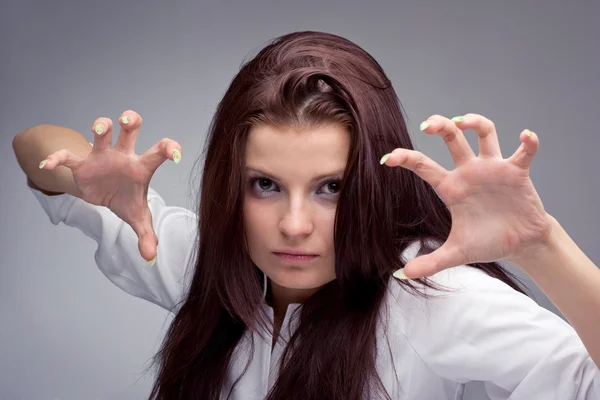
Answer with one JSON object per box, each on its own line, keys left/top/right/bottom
{"left": 245, "top": 167, "right": 345, "bottom": 183}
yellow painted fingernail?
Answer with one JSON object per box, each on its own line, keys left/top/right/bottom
{"left": 451, "top": 116, "right": 465, "bottom": 122}
{"left": 39, "top": 159, "right": 48, "bottom": 169}
{"left": 379, "top": 153, "right": 391, "bottom": 165}
{"left": 172, "top": 149, "right": 182, "bottom": 164}
{"left": 419, "top": 121, "right": 431, "bottom": 131}
{"left": 393, "top": 268, "right": 409, "bottom": 280}
{"left": 524, "top": 129, "right": 532, "bottom": 137}
{"left": 94, "top": 124, "right": 105, "bottom": 135}
{"left": 121, "top": 115, "right": 131, "bottom": 124}
{"left": 147, "top": 256, "right": 156, "bottom": 267}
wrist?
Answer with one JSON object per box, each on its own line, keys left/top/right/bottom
{"left": 507, "top": 214, "right": 562, "bottom": 271}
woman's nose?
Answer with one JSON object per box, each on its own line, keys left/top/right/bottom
{"left": 279, "top": 204, "right": 314, "bottom": 238}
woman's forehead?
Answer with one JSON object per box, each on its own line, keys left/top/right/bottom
{"left": 245, "top": 124, "right": 348, "bottom": 180}
{"left": 245, "top": 123, "right": 350, "bottom": 162}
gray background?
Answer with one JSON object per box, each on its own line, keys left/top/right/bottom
{"left": 1, "top": 0, "right": 599, "bottom": 399}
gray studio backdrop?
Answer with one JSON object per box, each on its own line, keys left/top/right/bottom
{"left": 1, "top": 1, "right": 599, "bottom": 399}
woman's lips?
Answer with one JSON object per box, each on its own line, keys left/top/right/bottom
{"left": 274, "top": 252, "right": 319, "bottom": 263}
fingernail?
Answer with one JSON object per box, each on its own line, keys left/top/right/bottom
{"left": 379, "top": 153, "right": 391, "bottom": 165}
{"left": 451, "top": 116, "right": 465, "bottom": 122}
{"left": 39, "top": 159, "right": 48, "bottom": 169}
{"left": 120, "top": 115, "right": 131, "bottom": 124}
{"left": 393, "top": 268, "right": 409, "bottom": 280}
{"left": 524, "top": 129, "right": 533, "bottom": 137}
{"left": 94, "top": 124, "right": 105, "bottom": 135}
{"left": 419, "top": 121, "right": 431, "bottom": 131}
{"left": 172, "top": 149, "right": 182, "bottom": 164}
{"left": 147, "top": 255, "right": 156, "bottom": 267}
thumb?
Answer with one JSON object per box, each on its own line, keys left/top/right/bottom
{"left": 394, "top": 244, "right": 464, "bottom": 279}
{"left": 139, "top": 230, "right": 158, "bottom": 266}
{"left": 131, "top": 211, "right": 159, "bottom": 266}
{"left": 42, "top": 148, "right": 85, "bottom": 171}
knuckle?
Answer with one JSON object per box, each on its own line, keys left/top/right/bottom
{"left": 442, "top": 131, "right": 457, "bottom": 143}
{"left": 412, "top": 152, "right": 428, "bottom": 171}
{"left": 56, "top": 149, "right": 69, "bottom": 158}
{"left": 468, "top": 113, "right": 494, "bottom": 130}
{"left": 100, "top": 117, "right": 113, "bottom": 127}
{"left": 414, "top": 162, "right": 427, "bottom": 172}
{"left": 158, "top": 138, "right": 171, "bottom": 147}
{"left": 478, "top": 120, "right": 496, "bottom": 138}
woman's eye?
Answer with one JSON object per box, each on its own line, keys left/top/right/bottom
{"left": 249, "top": 177, "right": 341, "bottom": 197}
{"left": 257, "top": 178, "right": 274, "bottom": 191}
{"left": 320, "top": 181, "right": 341, "bottom": 195}
{"left": 250, "top": 178, "right": 278, "bottom": 195}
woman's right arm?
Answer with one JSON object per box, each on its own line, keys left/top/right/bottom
{"left": 12, "top": 116, "right": 194, "bottom": 312}
{"left": 13, "top": 124, "right": 91, "bottom": 197}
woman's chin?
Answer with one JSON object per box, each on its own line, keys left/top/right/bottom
{"left": 269, "top": 270, "right": 335, "bottom": 291}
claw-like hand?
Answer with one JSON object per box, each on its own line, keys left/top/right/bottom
{"left": 39, "top": 110, "right": 182, "bottom": 264}
{"left": 382, "top": 113, "right": 553, "bottom": 279}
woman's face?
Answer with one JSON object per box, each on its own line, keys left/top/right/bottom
{"left": 243, "top": 122, "right": 350, "bottom": 301}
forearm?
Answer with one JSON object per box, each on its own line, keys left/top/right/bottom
{"left": 12, "top": 124, "right": 91, "bottom": 197}
{"left": 510, "top": 216, "right": 600, "bottom": 367}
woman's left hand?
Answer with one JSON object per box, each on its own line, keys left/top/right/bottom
{"left": 382, "top": 113, "right": 554, "bottom": 279}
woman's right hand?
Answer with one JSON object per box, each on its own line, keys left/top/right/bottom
{"left": 39, "top": 110, "right": 182, "bottom": 264}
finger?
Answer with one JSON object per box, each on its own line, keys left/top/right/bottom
{"left": 141, "top": 138, "right": 183, "bottom": 172}
{"left": 139, "top": 227, "right": 159, "bottom": 265}
{"left": 41, "top": 148, "right": 85, "bottom": 171}
{"left": 394, "top": 244, "right": 465, "bottom": 279}
{"left": 130, "top": 206, "right": 159, "bottom": 264}
{"left": 452, "top": 113, "right": 502, "bottom": 158}
{"left": 382, "top": 148, "right": 448, "bottom": 189}
{"left": 114, "top": 110, "right": 142, "bottom": 154}
{"left": 91, "top": 117, "right": 113, "bottom": 151}
{"left": 420, "top": 115, "right": 475, "bottom": 166}
{"left": 507, "top": 129, "right": 539, "bottom": 170}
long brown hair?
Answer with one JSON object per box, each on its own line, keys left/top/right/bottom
{"left": 147, "top": 31, "right": 529, "bottom": 399}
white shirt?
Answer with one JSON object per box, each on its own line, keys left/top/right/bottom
{"left": 30, "top": 186, "right": 600, "bottom": 399}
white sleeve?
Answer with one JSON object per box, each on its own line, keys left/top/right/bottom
{"left": 404, "top": 265, "right": 600, "bottom": 399}
{"left": 29, "top": 186, "right": 197, "bottom": 312}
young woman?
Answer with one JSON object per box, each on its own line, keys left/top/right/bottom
{"left": 13, "top": 31, "right": 600, "bottom": 399}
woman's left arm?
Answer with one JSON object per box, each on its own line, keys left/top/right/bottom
{"left": 382, "top": 112, "right": 600, "bottom": 368}
{"left": 509, "top": 215, "right": 600, "bottom": 368}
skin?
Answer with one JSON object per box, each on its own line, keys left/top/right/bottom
{"left": 21, "top": 112, "right": 181, "bottom": 263}
{"left": 243, "top": 123, "right": 350, "bottom": 331}
{"left": 384, "top": 113, "right": 600, "bottom": 367}
{"left": 35, "top": 110, "right": 600, "bottom": 368}
{"left": 382, "top": 113, "right": 552, "bottom": 276}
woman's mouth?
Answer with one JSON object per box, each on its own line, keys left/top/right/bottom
{"left": 273, "top": 252, "right": 319, "bottom": 263}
